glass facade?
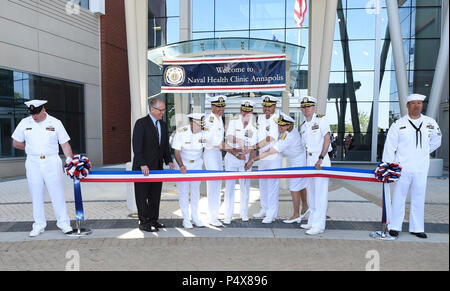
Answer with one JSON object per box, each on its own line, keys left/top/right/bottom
{"left": 148, "top": 0, "right": 443, "bottom": 162}
{"left": 0, "top": 68, "right": 86, "bottom": 158}
{"left": 328, "top": 0, "right": 442, "bottom": 161}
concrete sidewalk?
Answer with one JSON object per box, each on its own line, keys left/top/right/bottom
{"left": 0, "top": 164, "right": 448, "bottom": 271}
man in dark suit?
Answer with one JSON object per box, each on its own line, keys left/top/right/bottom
{"left": 132, "top": 98, "right": 174, "bottom": 232}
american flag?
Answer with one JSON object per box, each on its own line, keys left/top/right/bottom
{"left": 294, "top": 0, "right": 307, "bottom": 27}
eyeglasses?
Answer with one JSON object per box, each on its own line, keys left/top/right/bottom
{"left": 152, "top": 107, "right": 166, "bottom": 113}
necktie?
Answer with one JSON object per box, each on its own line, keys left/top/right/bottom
{"left": 155, "top": 120, "right": 160, "bottom": 145}
{"left": 408, "top": 120, "right": 423, "bottom": 148}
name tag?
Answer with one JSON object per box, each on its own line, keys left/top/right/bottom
{"left": 25, "top": 128, "right": 32, "bottom": 130}
{"left": 46, "top": 127, "right": 55, "bottom": 131}
{"left": 399, "top": 126, "right": 406, "bottom": 130}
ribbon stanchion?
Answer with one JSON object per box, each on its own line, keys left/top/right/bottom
{"left": 64, "top": 155, "right": 92, "bottom": 237}
{"left": 370, "top": 162, "right": 402, "bottom": 241}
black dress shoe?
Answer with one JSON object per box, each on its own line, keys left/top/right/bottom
{"left": 411, "top": 232, "right": 427, "bottom": 239}
{"left": 139, "top": 224, "right": 159, "bottom": 232}
{"left": 389, "top": 230, "right": 399, "bottom": 237}
{"left": 154, "top": 221, "right": 165, "bottom": 228}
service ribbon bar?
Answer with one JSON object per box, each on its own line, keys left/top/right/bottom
{"left": 161, "top": 55, "right": 286, "bottom": 93}
{"left": 81, "top": 167, "right": 378, "bottom": 183}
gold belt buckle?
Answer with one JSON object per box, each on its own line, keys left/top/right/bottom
{"left": 40, "top": 155, "right": 45, "bottom": 159}
{"left": 189, "top": 160, "right": 195, "bottom": 163}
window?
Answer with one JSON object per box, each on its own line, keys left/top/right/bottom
{"left": 0, "top": 68, "right": 85, "bottom": 158}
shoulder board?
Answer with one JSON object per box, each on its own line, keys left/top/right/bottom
{"left": 203, "top": 127, "right": 209, "bottom": 131}
{"left": 231, "top": 115, "right": 240, "bottom": 120}
{"left": 317, "top": 114, "right": 325, "bottom": 118}
{"left": 281, "top": 133, "right": 287, "bottom": 140}
{"left": 177, "top": 126, "right": 188, "bottom": 133}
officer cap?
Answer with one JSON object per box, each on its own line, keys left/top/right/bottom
{"left": 24, "top": 99, "right": 47, "bottom": 114}
{"left": 277, "top": 112, "right": 295, "bottom": 126}
{"left": 187, "top": 113, "right": 206, "bottom": 126}
{"left": 261, "top": 95, "right": 279, "bottom": 107}
{"left": 210, "top": 95, "right": 227, "bottom": 107}
{"left": 406, "top": 94, "right": 426, "bottom": 103}
{"left": 240, "top": 100, "right": 255, "bottom": 112}
{"left": 300, "top": 96, "right": 317, "bottom": 108}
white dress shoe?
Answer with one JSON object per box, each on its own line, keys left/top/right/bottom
{"left": 223, "top": 218, "right": 232, "bottom": 225}
{"left": 306, "top": 227, "right": 324, "bottom": 235}
{"left": 29, "top": 228, "right": 45, "bottom": 237}
{"left": 208, "top": 219, "right": 223, "bottom": 227}
{"left": 193, "top": 219, "right": 205, "bottom": 228}
{"left": 241, "top": 216, "right": 249, "bottom": 222}
{"left": 262, "top": 217, "right": 274, "bottom": 224}
{"left": 182, "top": 219, "right": 193, "bottom": 229}
{"left": 253, "top": 209, "right": 266, "bottom": 218}
{"left": 300, "top": 224, "right": 312, "bottom": 230}
{"left": 283, "top": 217, "right": 302, "bottom": 224}
{"left": 60, "top": 225, "right": 73, "bottom": 234}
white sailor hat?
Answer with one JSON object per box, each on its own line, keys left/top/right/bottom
{"left": 277, "top": 112, "right": 295, "bottom": 126}
{"left": 406, "top": 93, "right": 426, "bottom": 103}
{"left": 240, "top": 100, "right": 255, "bottom": 112}
{"left": 299, "top": 96, "right": 317, "bottom": 108}
{"left": 187, "top": 113, "right": 206, "bottom": 125}
{"left": 210, "top": 95, "right": 227, "bottom": 107}
{"left": 24, "top": 99, "right": 47, "bottom": 114}
{"left": 261, "top": 95, "right": 279, "bottom": 106}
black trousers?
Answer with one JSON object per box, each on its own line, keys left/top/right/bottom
{"left": 134, "top": 181, "right": 163, "bottom": 226}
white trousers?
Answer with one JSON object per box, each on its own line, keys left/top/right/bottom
{"left": 389, "top": 171, "right": 427, "bottom": 233}
{"left": 25, "top": 155, "right": 71, "bottom": 231}
{"left": 306, "top": 153, "right": 330, "bottom": 230}
{"left": 204, "top": 149, "right": 223, "bottom": 220}
{"left": 224, "top": 154, "right": 251, "bottom": 220}
{"left": 175, "top": 159, "right": 203, "bottom": 221}
{"left": 258, "top": 157, "right": 281, "bottom": 220}
{"left": 176, "top": 180, "right": 201, "bottom": 221}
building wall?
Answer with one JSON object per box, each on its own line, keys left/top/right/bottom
{"left": 100, "top": 0, "right": 131, "bottom": 164}
{"left": 0, "top": 0, "right": 102, "bottom": 177}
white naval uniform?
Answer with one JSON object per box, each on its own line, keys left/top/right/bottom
{"left": 203, "top": 112, "right": 225, "bottom": 221}
{"left": 383, "top": 114, "right": 441, "bottom": 233}
{"left": 256, "top": 112, "right": 282, "bottom": 220}
{"left": 300, "top": 113, "right": 332, "bottom": 231}
{"left": 11, "top": 114, "right": 72, "bottom": 232}
{"left": 224, "top": 115, "right": 258, "bottom": 221}
{"left": 171, "top": 126, "right": 206, "bottom": 223}
{"left": 272, "top": 129, "right": 308, "bottom": 191}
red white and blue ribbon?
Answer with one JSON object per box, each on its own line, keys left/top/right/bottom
{"left": 80, "top": 166, "right": 379, "bottom": 183}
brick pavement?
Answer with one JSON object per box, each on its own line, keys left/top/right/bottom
{"left": 0, "top": 237, "right": 448, "bottom": 271}
{"left": 0, "top": 167, "right": 448, "bottom": 271}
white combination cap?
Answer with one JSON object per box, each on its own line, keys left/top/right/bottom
{"left": 299, "top": 96, "right": 317, "bottom": 108}
{"left": 24, "top": 99, "right": 47, "bottom": 114}
{"left": 209, "top": 95, "right": 227, "bottom": 107}
{"left": 261, "top": 95, "right": 279, "bottom": 106}
{"left": 240, "top": 100, "right": 255, "bottom": 112}
{"left": 277, "top": 112, "right": 295, "bottom": 125}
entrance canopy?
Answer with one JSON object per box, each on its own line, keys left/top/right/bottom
{"left": 148, "top": 37, "right": 305, "bottom": 93}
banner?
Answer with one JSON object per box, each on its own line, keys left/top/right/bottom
{"left": 161, "top": 55, "right": 286, "bottom": 93}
